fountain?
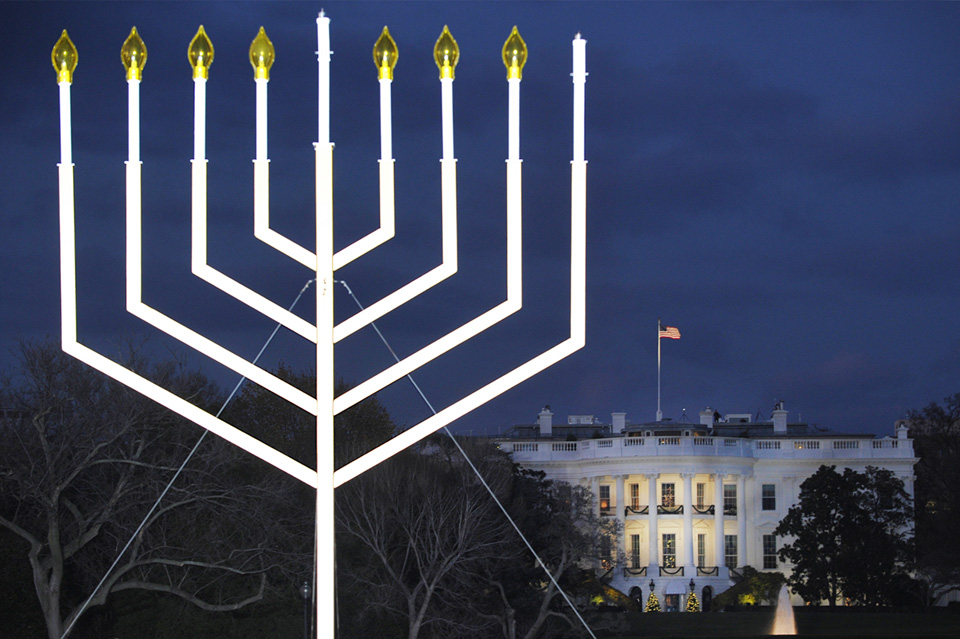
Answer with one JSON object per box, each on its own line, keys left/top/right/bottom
{"left": 771, "top": 585, "right": 797, "bottom": 635}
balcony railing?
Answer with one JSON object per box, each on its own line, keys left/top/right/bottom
{"left": 660, "top": 566, "right": 684, "bottom": 576}
{"left": 625, "top": 505, "right": 649, "bottom": 516}
{"left": 658, "top": 505, "right": 683, "bottom": 515}
{"left": 623, "top": 566, "right": 647, "bottom": 577}
{"left": 505, "top": 434, "right": 912, "bottom": 461}
{"left": 697, "top": 566, "right": 719, "bottom": 576}
{"left": 692, "top": 505, "right": 715, "bottom": 516}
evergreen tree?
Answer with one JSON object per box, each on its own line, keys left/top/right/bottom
{"left": 644, "top": 592, "right": 661, "bottom": 612}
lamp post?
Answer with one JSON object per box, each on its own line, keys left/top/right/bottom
{"left": 690, "top": 578, "right": 696, "bottom": 592}
{"left": 301, "top": 580, "right": 310, "bottom": 639}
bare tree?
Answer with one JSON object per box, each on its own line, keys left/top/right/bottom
{"left": 0, "top": 341, "right": 308, "bottom": 639}
{"left": 479, "top": 468, "right": 620, "bottom": 639}
{"left": 335, "top": 443, "right": 513, "bottom": 639}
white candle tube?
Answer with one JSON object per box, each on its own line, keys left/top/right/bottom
{"left": 379, "top": 77, "right": 392, "bottom": 160}
{"left": 572, "top": 34, "right": 587, "bottom": 163}
{"left": 128, "top": 80, "right": 141, "bottom": 163}
{"left": 441, "top": 78, "right": 454, "bottom": 160}
{"left": 59, "top": 82, "right": 72, "bottom": 164}
{"left": 508, "top": 78, "right": 520, "bottom": 161}
{"left": 193, "top": 77, "right": 206, "bottom": 161}
{"left": 317, "top": 13, "right": 330, "bottom": 145}
{"left": 256, "top": 78, "right": 268, "bottom": 160}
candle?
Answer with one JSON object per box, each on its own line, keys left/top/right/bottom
{"left": 502, "top": 27, "right": 527, "bottom": 161}
{"left": 434, "top": 26, "right": 459, "bottom": 161}
{"left": 572, "top": 34, "right": 587, "bottom": 163}
{"left": 317, "top": 12, "right": 330, "bottom": 145}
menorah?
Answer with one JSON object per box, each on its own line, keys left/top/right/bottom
{"left": 53, "top": 12, "right": 586, "bottom": 637}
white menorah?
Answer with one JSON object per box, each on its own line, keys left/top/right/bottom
{"left": 53, "top": 12, "right": 586, "bottom": 636}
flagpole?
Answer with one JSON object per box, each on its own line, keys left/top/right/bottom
{"left": 657, "top": 317, "right": 662, "bottom": 422}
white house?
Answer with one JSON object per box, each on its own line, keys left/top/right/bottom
{"left": 496, "top": 403, "right": 917, "bottom": 611}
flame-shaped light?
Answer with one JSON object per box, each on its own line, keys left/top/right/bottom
{"left": 501, "top": 26, "right": 527, "bottom": 80}
{"left": 188, "top": 25, "right": 214, "bottom": 79}
{"left": 373, "top": 26, "right": 398, "bottom": 80}
{"left": 120, "top": 27, "right": 147, "bottom": 81}
{"left": 249, "top": 27, "right": 274, "bottom": 80}
{"left": 51, "top": 29, "right": 78, "bottom": 83}
{"left": 433, "top": 26, "right": 459, "bottom": 80}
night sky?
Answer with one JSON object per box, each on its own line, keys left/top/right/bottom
{"left": 2, "top": 1, "right": 959, "bottom": 443}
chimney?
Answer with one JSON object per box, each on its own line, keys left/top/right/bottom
{"left": 772, "top": 400, "right": 788, "bottom": 433}
{"left": 538, "top": 406, "right": 554, "bottom": 437}
{"left": 612, "top": 412, "right": 626, "bottom": 434}
{"left": 700, "top": 408, "right": 716, "bottom": 428}
{"left": 897, "top": 421, "right": 909, "bottom": 439}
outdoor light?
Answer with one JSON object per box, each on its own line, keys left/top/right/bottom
{"left": 249, "top": 27, "right": 274, "bottom": 80}
{"left": 502, "top": 26, "right": 527, "bottom": 79}
{"left": 373, "top": 26, "right": 398, "bottom": 80}
{"left": 649, "top": 579, "right": 656, "bottom": 591}
{"left": 120, "top": 27, "right": 147, "bottom": 80}
{"left": 51, "top": 30, "right": 77, "bottom": 83}
{"left": 433, "top": 26, "right": 459, "bottom": 79}
{"left": 690, "top": 578, "right": 696, "bottom": 591}
{"left": 54, "top": 14, "right": 588, "bottom": 639}
{"left": 188, "top": 26, "right": 214, "bottom": 79}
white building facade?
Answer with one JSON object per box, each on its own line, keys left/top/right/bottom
{"left": 497, "top": 405, "right": 917, "bottom": 611}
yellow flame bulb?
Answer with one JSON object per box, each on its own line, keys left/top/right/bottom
{"left": 373, "top": 26, "right": 398, "bottom": 80}
{"left": 52, "top": 30, "right": 78, "bottom": 83}
{"left": 433, "top": 26, "right": 459, "bottom": 80}
{"left": 188, "top": 25, "right": 214, "bottom": 79}
{"left": 249, "top": 27, "right": 274, "bottom": 80}
{"left": 120, "top": 27, "right": 147, "bottom": 81}
{"left": 502, "top": 26, "right": 527, "bottom": 80}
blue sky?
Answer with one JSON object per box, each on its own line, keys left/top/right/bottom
{"left": 2, "top": 1, "right": 959, "bottom": 439}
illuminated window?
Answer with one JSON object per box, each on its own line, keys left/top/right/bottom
{"left": 696, "top": 482, "right": 706, "bottom": 508}
{"left": 630, "top": 483, "right": 640, "bottom": 510}
{"left": 662, "top": 483, "right": 676, "bottom": 507}
{"left": 631, "top": 534, "right": 642, "bottom": 568}
{"left": 697, "top": 533, "right": 706, "bottom": 568}
{"left": 663, "top": 534, "right": 677, "bottom": 568}
{"left": 599, "top": 485, "right": 611, "bottom": 513}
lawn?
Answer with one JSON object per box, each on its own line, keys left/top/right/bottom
{"left": 588, "top": 608, "right": 960, "bottom": 638}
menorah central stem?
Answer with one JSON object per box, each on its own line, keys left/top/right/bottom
{"left": 315, "top": 13, "right": 334, "bottom": 639}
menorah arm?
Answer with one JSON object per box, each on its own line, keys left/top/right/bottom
{"left": 334, "top": 157, "right": 523, "bottom": 414}
{"left": 190, "top": 159, "right": 318, "bottom": 342}
{"left": 332, "top": 157, "right": 459, "bottom": 342}
{"left": 57, "top": 151, "right": 316, "bottom": 485}
{"left": 334, "top": 159, "right": 586, "bottom": 486}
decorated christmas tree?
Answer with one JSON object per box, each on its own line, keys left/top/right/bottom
{"left": 644, "top": 592, "right": 661, "bottom": 612}
{"left": 686, "top": 591, "right": 701, "bottom": 612}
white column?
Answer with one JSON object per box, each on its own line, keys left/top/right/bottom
{"left": 743, "top": 472, "right": 755, "bottom": 566}
{"left": 646, "top": 473, "right": 659, "bottom": 574}
{"left": 592, "top": 476, "right": 601, "bottom": 518}
{"left": 736, "top": 474, "right": 747, "bottom": 570}
{"left": 682, "top": 472, "right": 695, "bottom": 575}
{"left": 616, "top": 474, "right": 626, "bottom": 565}
{"left": 714, "top": 472, "right": 726, "bottom": 578}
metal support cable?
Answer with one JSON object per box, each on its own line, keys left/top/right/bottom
{"left": 336, "top": 279, "right": 598, "bottom": 639}
{"left": 62, "top": 279, "right": 315, "bottom": 639}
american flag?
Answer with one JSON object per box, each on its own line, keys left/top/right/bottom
{"left": 659, "top": 324, "right": 681, "bottom": 340}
